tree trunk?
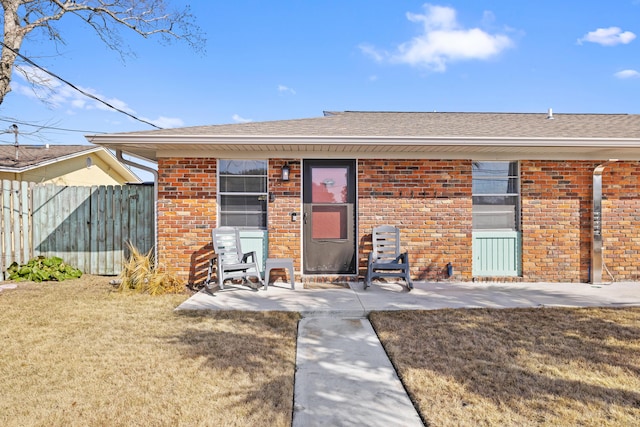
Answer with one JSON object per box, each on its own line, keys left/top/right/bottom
{"left": 0, "top": 0, "right": 25, "bottom": 106}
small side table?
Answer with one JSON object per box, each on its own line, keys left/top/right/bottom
{"left": 264, "top": 258, "right": 295, "bottom": 290}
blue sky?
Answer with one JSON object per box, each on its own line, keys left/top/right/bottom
{"left": 3, "top": 1, "right": 640, "bottom": 152}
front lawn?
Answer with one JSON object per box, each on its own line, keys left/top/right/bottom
{"left": 0, "top": 277, "right": 299, "bottom": 427}
{"left": 371, "top": 307, "right": 640, "bottom": 426}
{"left": 4, "top": 277, "right": 640, "bottom": 426}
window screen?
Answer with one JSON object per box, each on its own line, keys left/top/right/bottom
{"left": 472, "top": 162, "right": 520, "bottom": 231}
{"left": 218, "top": 160, "right": 268, "bottom": 228}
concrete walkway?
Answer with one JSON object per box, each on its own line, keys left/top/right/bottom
{"left": 293, "top": 317, "right": 423, "bottom": 426}
{"left": 176, "top": 280, "right": 640, "bottom": 426}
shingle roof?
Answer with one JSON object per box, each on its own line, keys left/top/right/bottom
{"left": 110, "top": 111, "right": 640, "bottom": 139}
{"left": 0, "top": 145, "right": 97, "bottom": 170}
{"left": 87, "top": 111, "right": 640, "bottom": 162}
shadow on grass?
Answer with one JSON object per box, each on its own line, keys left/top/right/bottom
{"left": 370, "top": 307, "right": 640, "bottom": 424}
{"left": 170, "top": 311, "right": 301, "bottom": 424}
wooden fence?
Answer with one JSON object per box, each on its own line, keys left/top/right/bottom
{"left": 0, "top": 181, "right": 154, "bottom": 279}
{"left": 1, "top": 181, "right": 31, "bottom": 274}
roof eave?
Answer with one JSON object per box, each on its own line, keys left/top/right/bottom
{"left": 0, "top": 146, "right": 141, "bottom": 182}
{"left": 87, "top": 134, "right": 640, "bottom": 146}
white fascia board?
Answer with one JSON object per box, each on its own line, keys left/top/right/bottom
{"left": 87, "top": 134, "right": 640, "bottom": 147}
{"left": 89, "top": 134, "right": 640, "bottom": 162}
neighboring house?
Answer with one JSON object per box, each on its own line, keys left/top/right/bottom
{"left": 88, "top": 111, "right": 640, "bottom": 284}
{"left": 0, "top": 144, "right": 141, "bottom": 185}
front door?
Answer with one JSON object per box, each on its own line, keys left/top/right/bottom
{"left": 303, "top": 160, "right": 356, "bottom": 274}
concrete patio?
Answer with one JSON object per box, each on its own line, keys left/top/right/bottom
{"left": 177, "top": 280, "right": 640, "bottom": 316}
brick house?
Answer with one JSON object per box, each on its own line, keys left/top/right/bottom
{"left": 88, "top": 111, "right": 640, "bottom": 285}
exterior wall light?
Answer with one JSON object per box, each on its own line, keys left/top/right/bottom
{"left": 281, "top": 162, "right": 290, "bottom": 181}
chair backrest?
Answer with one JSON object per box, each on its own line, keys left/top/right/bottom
{"left": 212, "top": 227, "right": 243, "bottom": 265}
{"left": 371, "top": 225, "right": 401, "bottom": 262}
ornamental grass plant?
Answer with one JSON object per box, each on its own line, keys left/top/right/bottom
{"left": 118, "top": 242, "right": 183, "bottom": 295}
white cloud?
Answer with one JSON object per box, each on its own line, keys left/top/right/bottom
{"left": 360, "top": 4, "right": 513, "bottom": 72}
{"left": 481, "top": 11, "right": 496, "bottom": 27}
{"left": 232, "top": 114, "right": 252, "bottom": 123}
{"left": 614, "top": 69, "right": 640, "bottom": 79}
{"left": 359, "top": 44, "right": 385, "bottom": 63}
{"left": 94, "top": 96, "right": 135, "bottom": 114}
{"left": 144, "top": 116, "right": 185, "bottom": 128}
{"left": 578, "top": 27, "right": 636, "bottom": 46}
{"left": 71, "top": 99, "right": 87, "bottom": 109}
{"left": 13, "top": 65, "right": 185, "bottom": 128}
{"left": 14, "top": 65, "right": 135, "bottom": 114}
{"left": 278, "top": 84, "right": 296, "bottom": 95}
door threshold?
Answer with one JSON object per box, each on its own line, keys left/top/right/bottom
{"left": 301, "top": 274, "right": 359, "bottom": 289}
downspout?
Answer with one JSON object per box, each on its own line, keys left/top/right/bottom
{"left": 116, "top": 150, "right": 159, "bottom": 267}
{"left": 591, "top": 159, "right": 617, "bottom": 284}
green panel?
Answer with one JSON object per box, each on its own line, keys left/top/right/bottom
{"left": 473, "top": 231, "right": 522, "bottom": 276}
{"left": 239, "top": 230, "right": 268, "bottom": 272}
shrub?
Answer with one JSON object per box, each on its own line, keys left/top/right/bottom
{"left": 118, "top": 243, "right": 183, "bottom": 295}
{"left": 6, "top": 256, "right": 82, "bottom": 282}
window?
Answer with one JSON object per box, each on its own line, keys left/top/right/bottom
{"left": 472, "top": 162, "right": 520, "bottom": 230}
{"left": 218, "top": 160, "right": 268, "bottom": 228}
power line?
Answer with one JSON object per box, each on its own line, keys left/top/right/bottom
{"left": 0, "top": 117, "right": 107, "bottom": 134}
{"left": 0, "top": 40, "right": 162, "bottom": 129}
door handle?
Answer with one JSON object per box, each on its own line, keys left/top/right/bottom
{"left": 303, "top": 212, "right": 308, "bottom": 224}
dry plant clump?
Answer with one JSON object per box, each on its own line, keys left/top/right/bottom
{"left": 118, "top": 243, "right": 183, "bottom": 295}
{"left": 371, "top": 307, "right": 640, "bottom": 427}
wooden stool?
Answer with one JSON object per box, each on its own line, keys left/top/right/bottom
{"left": 264, "top": 258, "right": 295, "bottom": 290}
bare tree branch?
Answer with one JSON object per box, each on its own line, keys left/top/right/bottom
{"left": 0, "top": 0, "right": 205, "bottom": 105}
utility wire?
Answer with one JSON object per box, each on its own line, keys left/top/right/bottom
{"left": 0, "top": 117, "right": 107, "bottom": 134}
{"left": 0, "top": 40, "right": 162, "bottom": 129}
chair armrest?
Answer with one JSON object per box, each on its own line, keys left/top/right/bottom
{"left": 397, "top": 252, "right": 409, "bottom": 264}
{"left": 241, "top": 251, "right": 258, "bottom": 263}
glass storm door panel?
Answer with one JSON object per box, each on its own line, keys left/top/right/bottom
{"left": 303, "top": 160, "right": 356, "bottom": 274}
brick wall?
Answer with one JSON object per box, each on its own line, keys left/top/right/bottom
{"left": 520, "top": 161, "right": 595, "bottom": 282}
{"left": 155, "top": 157, "right": 640, "bottom": 285}
{"left": 357, "top": 159, "right": 473, "bottom": 281}
{"left": 601, "top": 162, "right": 640, "bottom": 281}
{"left": 521, "top": 160, "right": 640, "bottom": 282}
{"left": 268, "top": 159, "right": 301, "bottom": 271}
{"left": 157, "top": 158, "right": 217, "bottom": 284}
